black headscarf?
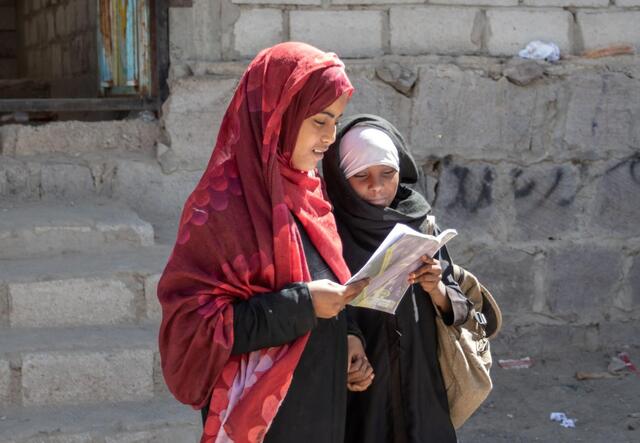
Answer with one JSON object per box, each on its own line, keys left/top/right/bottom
{"left": 323, "top": 114, "right": 432, "bottom": 272}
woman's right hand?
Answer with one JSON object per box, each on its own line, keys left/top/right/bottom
{"left": 307, "top": 279, "right": 369, "bottom": 318}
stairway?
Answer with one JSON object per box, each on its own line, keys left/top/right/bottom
{"left": 0, "top": 121, "right": 201, "bottom": 442}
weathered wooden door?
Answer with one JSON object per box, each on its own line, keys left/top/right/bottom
{"left": 97, "top": 0, "right": 152, "bottom": 96}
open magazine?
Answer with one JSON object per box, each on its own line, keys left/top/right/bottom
{"left": 346, "top": 223, "right": 457, "bottom": 314}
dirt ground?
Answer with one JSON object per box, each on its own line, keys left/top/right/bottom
{"left": 457, "top": 345, "right": 640, "bottom": 443}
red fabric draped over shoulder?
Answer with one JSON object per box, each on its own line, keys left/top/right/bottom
{"left": 157, "top": 42, "right": 353, "bottom": 443}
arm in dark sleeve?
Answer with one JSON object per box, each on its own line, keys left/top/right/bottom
{"left": 231, "top": 283, "right": 318, "bottom": 355}
{"left": 435, "top": 227, "right": 472, "bottom": 327}
{"left": 345, "top": 306, "right": 366, "bottom": 347}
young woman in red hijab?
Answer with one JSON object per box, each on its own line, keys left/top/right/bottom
{"left": 157, "top": 42, "right": 371, "bottom": 443}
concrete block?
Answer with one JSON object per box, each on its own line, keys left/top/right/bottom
{"left": 431, "top": 0, "right": 516, "bottom": 4}
{"left": 144, "top": 273, "right": 163, "bottom": 321}
{"left": 233, "top": 8, "right": 283, "bottom": 58}
{"left": 9, "top": 277, "right": 138, "bottom": 327}
{"left": 409, "top": 64, "right": 564, "bottom": 163}
{"left": 0, "top": 120, "right": 160, "bottom": 156}
{"left": 21, "top": 349, "right": 154, "bottom": 406}
{"left": 332, "top": 0, "right": 416, "bottom": 3}
{"left": 169, "top": 6, "right": 194, "bottom": 63}
{"left": 162, "top": 75, "right": 238, "bottom": 165}
{"left": 545, "top": 246, "right": 623, "bottom": 321}
{"left": 232, "top": 0, "right": 320, "bottom": 4}
{"left": 345, "top": 67, "right": 413, "bottom": 143}
{"left": 0, "top": 357, "right": 10, "bottom": 407}
{"left": 290, "top": 10, "right": 384, "bottom": 58}
{"left": 592, "top": 156, "right": 640, "bottom": 237}
{"left": 113, "top": 158, "right": 201, "bottom": 219}
{"left": 578, "top": 11, "right": 640, "bottom": 51}
{"left": 510, "top": 164, "right": 582, "bottom": 241}
{"left": 390, "top": 7, "right": 482, "bottom": 55}
{"left": 562, "top": 72, "right": 640, "bottom": 161}
{"left": 431, "top": 159, "right": 507, "bottom": 243}
{"left": 524, "top": 0, "right": 607, "bottom": 5}
{"left": 105, "top": 428, "right": 201, "bottom": 443}
{"left": 486, "top": 8, "right": 573, "bottom": 56}
{"left": 0, "top": 203, "right": 154, "bottom": 259}
{"left": 456, "top": 247, "right": 537, "bottom": 314}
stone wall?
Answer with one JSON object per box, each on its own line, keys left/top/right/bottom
{"left": 158, "top": 54, "right": 640, "bottom": 346}
{"left": 0, "top": 0, "right": 17, "bottom": 78}
{"left": 168, "top": 0, "right": 640, "bottom": 64}
{"left": 18, "top": 0, "right": 98, "bottom": 96}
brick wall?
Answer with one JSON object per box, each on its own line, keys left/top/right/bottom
{"left": 169, "top": 0, "right": 640, "bottom": 62}
{"left": 19, "top": 0, "right": 98, "bottom": 97}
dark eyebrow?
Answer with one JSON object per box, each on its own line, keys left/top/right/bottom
{"left": 319, "top": 111, "right": 342, "bottom": 120}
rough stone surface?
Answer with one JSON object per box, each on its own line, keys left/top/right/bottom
{"left": 233, "top": 9, "right": 283, "bottom": 58}
{"left": 524, "top": 0, "right": 608, "bottom": 5}
{"left": 431, "top": 159, "right": 508, "bottom": 244}
{"left": 431, "top": 0, "right": 517, "bottom": 4}
{"left": 0, "top": 357, "right": 10, "bottom": 407}
{"left": 0, "top": 120, "right": 160, "bottom": 156}
{"left": 456, "top": 247, "right": 538, "bottom": 314}
{"left": 144, "top": 273, "right": 162, "bottom": 322}
{"left": 113, "top": 159, "right": 201, "bottom": 220}
{"left": 503, "top": 59, "right": 545, "bottom": 86}
{"left": 578, "top": 11, "right": 640, "bottom": 51}
{"left": 486, "top": 9, "right": 573, "bottom": 56}
{"left": 290, "top": 10, "right": 384, "bottom": 58}
{"left": 8, "top": 277, "right": 138, "bottom": 328}
{"left": 630, "top": 255, "right": 640, "bottom": 309}
{"left": 409, "top": 64, "right": 563, "bottom": 163}
{"left": 375, "top": 61, "right": 418, "bottom": 96}
{"left": 162, "top": 76, "right": 238, "bottom": 165}
{"left": 0, "top": 202, "right": 154, "bottom": 259}
{"left": 390, "top": 7, "right": 481, "bottom": 55}
{"left": 510, "top": 163, "right": 583, "bottom": 241}
{"left": 592, "top": 155, "right": 640, "bottom": 237}
{"left": 561, "top": 72, "right": 640, "bottom": 161}
{"left": 545, "top": 245, "right": 623, "bottom": 321}
{"left": 104, "top": 428, "right": 202, "bottom": 443}
{"left": 21, "top": 349, "right": 154, "bottom": 406}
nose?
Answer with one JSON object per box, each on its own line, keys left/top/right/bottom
{"left": 321, "top": 124, "right": 337, "bottom": 146}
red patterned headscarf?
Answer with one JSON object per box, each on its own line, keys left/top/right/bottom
{"left": 158, "top": 42, "right": 353, "bottom": 443}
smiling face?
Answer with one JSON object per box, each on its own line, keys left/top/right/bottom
{"left": 347, "top": 164, "right": 400, "bottom": 208}
{"left": 291, "top": 93, "right": 350, "bottom": 171}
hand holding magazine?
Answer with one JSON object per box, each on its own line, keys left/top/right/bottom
{"left": 346, "top": 223, "right": 457, "bottom": 314}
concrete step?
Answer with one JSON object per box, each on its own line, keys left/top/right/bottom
{"left": 0, "top": 246, "right": 170, "bottom": 328}
{"left": 0, "top": 152, "right": 199, "bottom": 222}
{"left": 0, "top": 396, "right": 200, "bottom": 443}
{"left": 0, "top": 324, "right": 165, "bottom": 408}
{"left": 0, "top": 119, "right": 160, "bottom": 156}
{"left": 0, "top": 201, "right": 155, "bottom": 259}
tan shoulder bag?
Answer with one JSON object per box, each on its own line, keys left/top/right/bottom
{"left": 425, "top": 215, "right": 502, "bottom": 429}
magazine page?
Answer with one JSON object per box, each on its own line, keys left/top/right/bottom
{"left": 347, "top": 223, "right": 457, "bottom": 314}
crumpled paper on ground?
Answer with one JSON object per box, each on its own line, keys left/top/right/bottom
{"left": 550, "top": 412, "right": 576, "bottom": 428}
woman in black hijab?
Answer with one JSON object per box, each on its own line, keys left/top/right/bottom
{"left": 323, "top": 115, "right": 470, "bottom": 443}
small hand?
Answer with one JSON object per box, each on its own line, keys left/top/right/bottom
{"left": 408, "top": 256, "right": 442, "bottom": 294}
{"left": 347, "top": 335, "right": 374, "bottom": 392}
{"left": 308, "top": 278, "right": 369, "bottom": 319}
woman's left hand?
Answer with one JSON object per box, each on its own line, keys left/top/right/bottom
{"left": 347, "top": 335, "right": 374, "bottom": 392}
{"left": 408, "top": 256, "right": 443, "bottom": 294}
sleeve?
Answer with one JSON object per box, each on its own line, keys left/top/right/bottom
{"left": 435, "top": 227, "right": 472, "bottom": 327}
{"left": 345, "top": 306, "right": 366, "bottom": 347}
{"left": 231, "top": 283, "right": 318, "bottom": 355}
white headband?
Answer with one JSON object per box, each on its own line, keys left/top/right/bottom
{"left": 339, "top": 126, "right": 400, "bottom": 179}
